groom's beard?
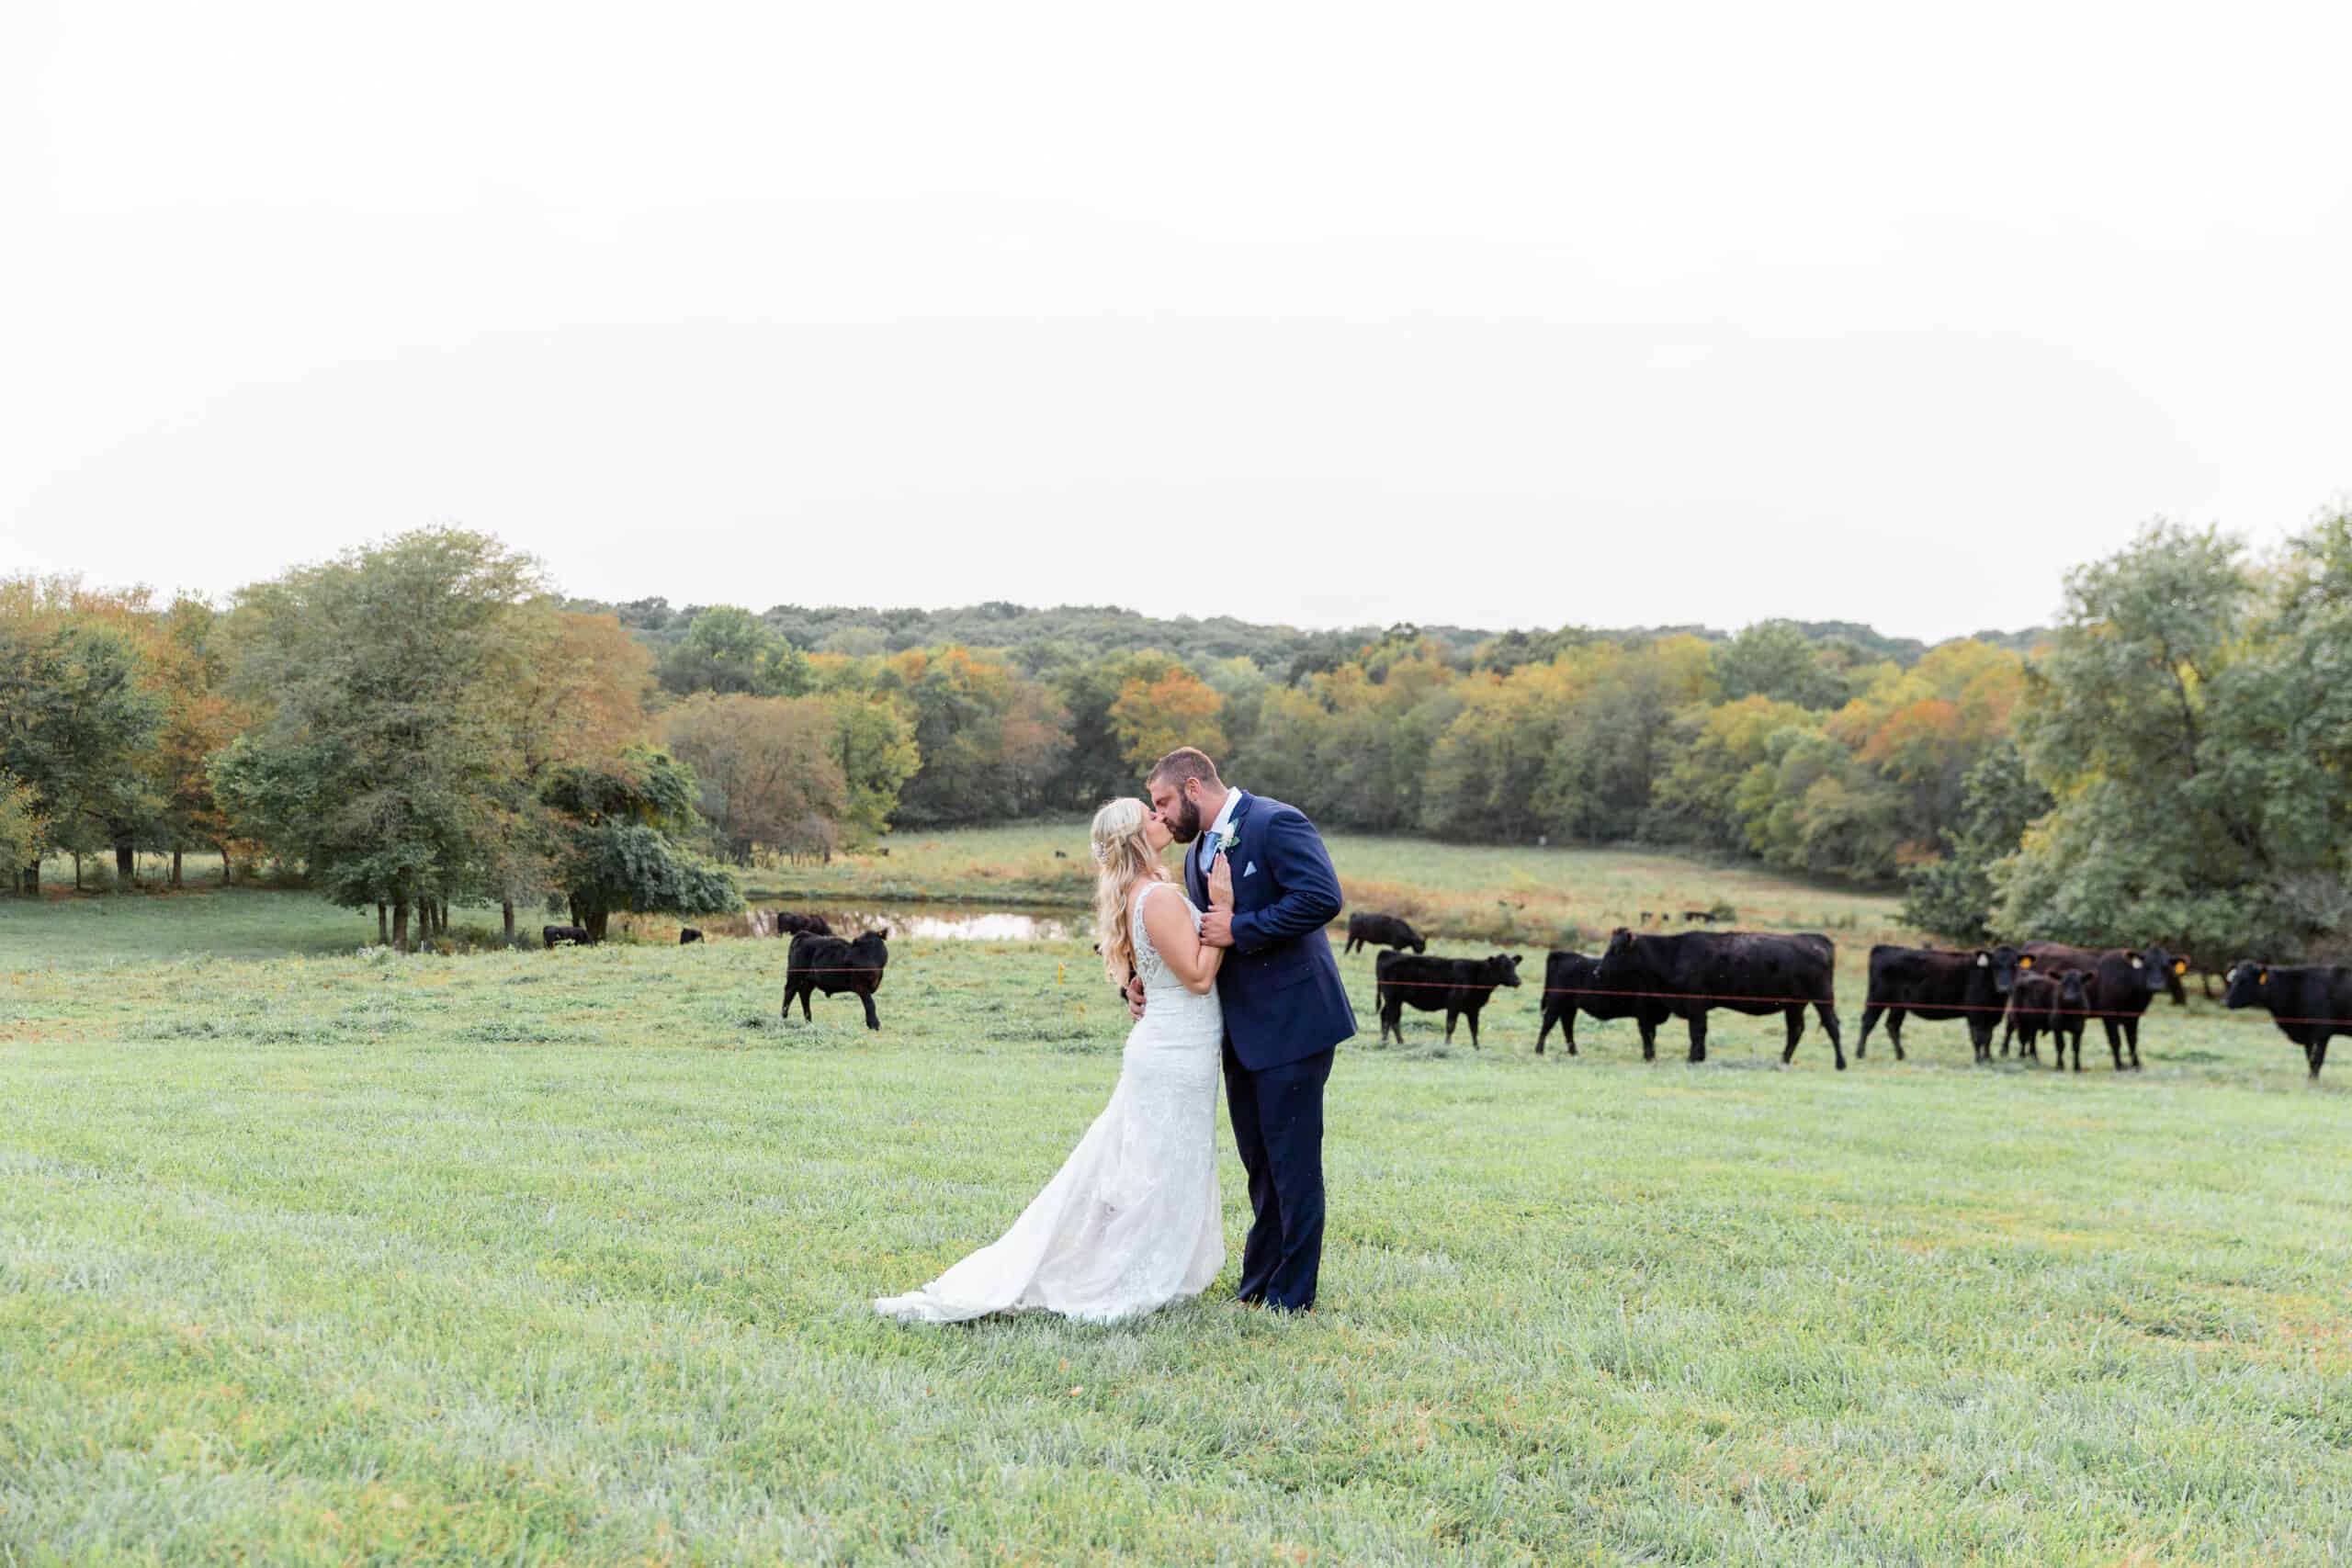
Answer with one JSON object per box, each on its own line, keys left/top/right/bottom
{"left": 1165, "top": 798, "right": 1202, "bottom": 842}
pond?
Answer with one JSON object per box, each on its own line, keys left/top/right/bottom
{"left": 748, "top": 905, "right": 1086, "bottom": 942}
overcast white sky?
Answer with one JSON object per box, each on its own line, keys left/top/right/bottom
{"left": 6, "top": 1, "right": 2347, "bottom": 641}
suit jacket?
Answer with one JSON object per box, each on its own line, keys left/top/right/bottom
{"left": 1184, "top": 791, "right": 1356, "bottom": 1070}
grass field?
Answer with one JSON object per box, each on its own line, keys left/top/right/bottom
{"left": 4, "top": 851, "right": 2349, "bottom": 1563}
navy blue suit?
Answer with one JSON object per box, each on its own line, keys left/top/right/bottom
{"left": 1185, "top": 792, "right": 1354, "bottom": 1310}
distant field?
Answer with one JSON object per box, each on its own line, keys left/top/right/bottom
{"left": 3, "top": 871, "right": 2347, "bottom": 1562}
{"left": 752, "top": 820, "right": 1913, "bottom": 953}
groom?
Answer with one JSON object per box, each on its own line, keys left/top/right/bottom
{"left": 1140, "top": 747, "right": 1354, "bottom": 1312}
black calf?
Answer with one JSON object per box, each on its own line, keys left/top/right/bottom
{"left": 783, "top": 929, "right": 891, "bottom": 1031}
{"left": 1375, "top": 951, "right": 1522, "bottom": 1046}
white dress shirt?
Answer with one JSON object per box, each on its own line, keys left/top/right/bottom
{"left": 1197, "top": 788, "right": 1241, "bottom": 878}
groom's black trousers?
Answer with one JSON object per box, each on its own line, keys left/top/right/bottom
{"left": 1222, "top": 1043, "right": 1334, "bottom": 1312}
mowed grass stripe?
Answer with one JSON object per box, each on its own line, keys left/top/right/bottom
{"left": 4, "top": 881, "right": 2350, "bottom": 1562}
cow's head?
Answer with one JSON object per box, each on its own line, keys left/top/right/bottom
{"left": 2120, "top": 947, "right": 2188, "bottom": 1005}
{"left": 1973, "top": 944, "right": 2024, "bottom": 997}
{"left": 2222, "top": 960, "right": 2267, "bottom": 1010}
{"left": 2142, "top": 944, "right": 2190, "bottom": 1006}
{"left": 2056, "top": 970, "right": 2089, "bottom": 1010}
{"left": 1604, "top": 927, "right": 1634, "bottom": 958}
{"left": 1411, "top": 933, "right": 1428, "bottom": 953}
{"left": 1488, "top": 953, "right": 1524, "bottom": 987}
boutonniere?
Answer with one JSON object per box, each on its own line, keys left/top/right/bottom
{"left": 1213, "top": 824, "right": 1239, "bottom": 860}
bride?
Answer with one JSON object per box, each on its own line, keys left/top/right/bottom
{"left": 875, "top": 796, "right": 1235, "bottom": 1325}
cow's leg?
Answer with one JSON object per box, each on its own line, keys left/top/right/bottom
{"left": 1821, "top": 1000, "right": 1845, "bottom": 1069}
{"left": 2123, "top": 1016, "right": 2143, "bottom": 1070}
{"left": 2311, "top": 1033, "right": 2331, "bottom": 1082}
{"left": 1967, "top": 1015, "right": 1991, "bottom": 1065}
{"left": 1687, "top": 1010, "right": 1707, "bottom": 1065}
{"left": 1638, "top": 1017, "right": 1657, "bottom": 1061}
{"left": 1443, "top": 1009, "right": 1458, "bottom": 1043}
{"left": 800, "top": 983, "right": 815, "bottom": 1021}
{"left": 1563, "top": 1011, "right": 1577, "bottom": 1055}
{"left": 1536, "top": 1001, "right": 1554, "bottom": 1055}
{"left": 1466, "top": 1008, "right": 1481, "bottom": 1050}
{"left": 1887, "top": 1010, "right": 1907, "bottom": 1062}
{"left": 1857, "top": 1003, "right": 1882, "bottom": 1058}
{"left": 1782, "top": 1006, "right": 1804, "bottom": 1063}
{"left": 861, "top": 990, "right": 880, "bottom": 1032}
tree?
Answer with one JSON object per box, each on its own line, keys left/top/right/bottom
{"left": 1108, "top": 669, "right": 1227, "bottom": 773}
{"left": 540, "top": 746, "right": 741, "bottom": 941}
{"left": 0, "top": 592, "right": 163, "bottom": 892}
{"left": 1901, "top": 741, "right": 2051, "bottom": 941}
{"left": 882, "top": 647, "right": 1072, "bottom": 824}
{"left": 1420, "top": 670, "right": 1559, "bottom": 841}
{"left": 659, "top": 694, "right": 848, "bottom": 863}
{"left": 658, "top": 605, "right": 813, "bottom": 697}
{"left": 1714, "top": 620, "right": 1863, "bottom": 710}
{"left": 1730, "top": 725, "right": 1905, "bottom": 880}
{"left": 138, "top": 595, "right": 250, "bottom": 886}
{"left": 214, "top": 527, "right": 548, "bottom": 948}
{"left": 1990, "top": 510, "right": 2352, "bottom": 959}
{"left": 1532, "top": 637, "right": 1718, "bottom": 841}
{"left": 826, "top": 694, "right": 920, "bottom": 841}
{"left": 481, "top": 604, "right": 660, "bottom": 939}
{"left": 0, "top": 772, "right": 46, "bottom": 886}
{"left": 1990, "top": 521, "right": 2281, "bottom": 956}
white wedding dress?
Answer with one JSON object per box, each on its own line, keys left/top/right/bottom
{"left": 876, "top": 881, "right": 1226, "bottom": 1325}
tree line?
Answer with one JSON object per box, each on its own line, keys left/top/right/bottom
{"left": 5, "top": 513, "right": 2348, "bottom": 963}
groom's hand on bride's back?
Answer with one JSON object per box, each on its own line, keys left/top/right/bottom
{"left": 1125, "top": 975, "right": 1146, "bottom": 1020}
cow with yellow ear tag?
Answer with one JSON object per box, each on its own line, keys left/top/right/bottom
{"left": 2018, "top": 942, "right": 2188, "bottom": 1070}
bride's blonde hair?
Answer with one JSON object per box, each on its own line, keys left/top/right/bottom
{"left": 1091, "top": 796, "right": 1167, "bottom": 988}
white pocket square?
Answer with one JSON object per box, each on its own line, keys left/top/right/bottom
{"left": 1243, "top": 861, "right": 1258, "bottom": 876}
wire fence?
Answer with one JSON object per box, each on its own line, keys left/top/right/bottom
{"left": 759, "top": 961, "right": 2334, "bottom": 1032}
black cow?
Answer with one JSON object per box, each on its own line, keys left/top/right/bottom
{"left": 1535, "top": 949, "right": 1670, "bottom": 1055}
{"left": 679, "top": 928, "right": 704, "bottom": 944}
{"left": 542, "top": 924, "right": 590, "bottom": 948}
{"left": 771, "top": 911, "right": 833, "bottom": 938}
{"left": 2223, "top": 961, "right": 2352, "bottom": 1081}
{"left": 1374, "top": 950, "right": 1522, "bottom": 1047}
{"left": 2019, "top": 942, "right": 2188, "bottom": 1070}
{"left": 1592, "top": 928, "right": 1844, "bottom": 1067}
{"left": 1346, "top": 912, "right": 1427, "bottom": 955}
{"left": 1857, "top": 944, "right": 2024, "bottom": 1064}
{"left": 783, "top": 929, "right": 890, "bottom": 1030}
{"left": 2002, "top": 969, "right": 2091, "bottom": 1068}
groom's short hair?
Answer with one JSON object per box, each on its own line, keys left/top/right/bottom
{"left": 1148, "top": 747, "right": 1221, "bottom": 792}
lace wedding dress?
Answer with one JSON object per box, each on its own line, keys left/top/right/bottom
{"left": 876, "top": 881, "right": 1225, "bottom": 1325}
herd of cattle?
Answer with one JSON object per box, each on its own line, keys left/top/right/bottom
{"left": 537, "top": 901, "right": 2347, "bottom": 1077}
{"left": 1345, "top": 911, "right": 2347, "bottom": 1080}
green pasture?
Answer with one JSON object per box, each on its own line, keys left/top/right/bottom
{"left": 2, "top": 854, "right": 2347, "bottom": 1563}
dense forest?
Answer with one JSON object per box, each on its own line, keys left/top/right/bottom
{"left": 6, "top": 511, "right": 2349, "bottom": 964}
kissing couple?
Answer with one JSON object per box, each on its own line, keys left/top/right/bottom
{"left": 876, "top": 747, "right": 1357, "bottom": 1324}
